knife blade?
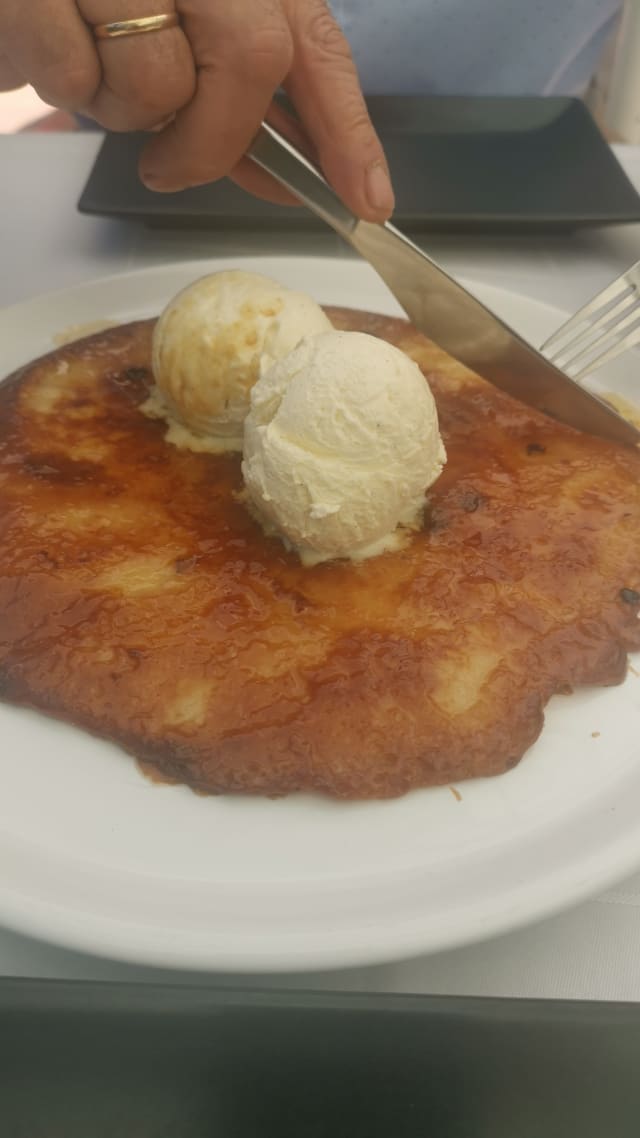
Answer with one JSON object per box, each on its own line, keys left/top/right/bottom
{"left": 248, "top": 122, "right": 640, "bottom": 447}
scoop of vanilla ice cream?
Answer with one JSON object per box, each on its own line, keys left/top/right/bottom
{"left": 242, "top": 330, "right": 446, "bottom": 564}
{"left": 149, "top": 270, "right": 332, "bottom": 451}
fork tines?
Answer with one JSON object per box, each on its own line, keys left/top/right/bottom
{"left": 541, "top": 260, "right": 640, "bottom": 381}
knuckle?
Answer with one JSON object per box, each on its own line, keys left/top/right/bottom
{"left": 340, "top": 101, "right": 377, "bottom": 137}
{"left": 39, "top": 63, "right": 99, "bottom": 108}
{"left": 304, "top": 8, "right": 353, "bottom": 62}
{"left": 241, "top": 22, "right": 293, "bottom": 80}
{"left": 319, "top": 83, "right": 379, "bottom": 148}
{"left": 95, "top": 72, "right": 193, "bottom": 131}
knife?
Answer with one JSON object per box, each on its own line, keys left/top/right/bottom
{"left": 247, "top": 122, "right": 639, "bottom": 447}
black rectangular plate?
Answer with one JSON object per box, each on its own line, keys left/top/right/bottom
{"left": 77, "top": 96, "right": 640, "bottom": 233}
{"left": 2, "top": 980, "right": 640, "bottom": 1137}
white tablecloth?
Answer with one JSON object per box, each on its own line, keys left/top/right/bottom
{"left": 2, "top": 133, "right": 640, "bottom": 1000}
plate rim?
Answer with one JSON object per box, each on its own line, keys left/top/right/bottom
{"left": 0, "top": 253, "right": 638, "bottom": 973}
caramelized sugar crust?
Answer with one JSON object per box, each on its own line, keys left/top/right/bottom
{"left": 0, "top": 309, "right": 639, "bottom": 798}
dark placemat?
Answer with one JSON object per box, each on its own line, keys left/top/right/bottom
{"left": 78, "top": 96, "right": 640, "bottom": 233}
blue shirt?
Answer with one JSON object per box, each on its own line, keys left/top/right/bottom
{"left": 330, "top": 0, "right": 622, "bottom": 96}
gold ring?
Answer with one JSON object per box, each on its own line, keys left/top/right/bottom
{"left": 93, "top": 13, "right": 180, "bottom": 40}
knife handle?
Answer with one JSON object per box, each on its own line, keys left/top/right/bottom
{"left": 247, "top": 122, "right": 357, "bottom": 239}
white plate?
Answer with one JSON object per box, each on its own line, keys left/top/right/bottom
{"left": 1, "top": 255, "right": 638, "bottom": 973}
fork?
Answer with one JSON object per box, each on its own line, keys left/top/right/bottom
{"left": 541, "top": 260, "right": 640, "bottom": 381}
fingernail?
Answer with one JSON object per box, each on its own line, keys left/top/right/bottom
{"left": 140, "top": 171, "right": 174, "bottom": 193}
{"left": 365, "top": 161, "right": 395, "bottom": 216}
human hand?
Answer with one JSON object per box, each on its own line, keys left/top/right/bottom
{"left": 0, "top": 1, "right": 394, "bottom": 221}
